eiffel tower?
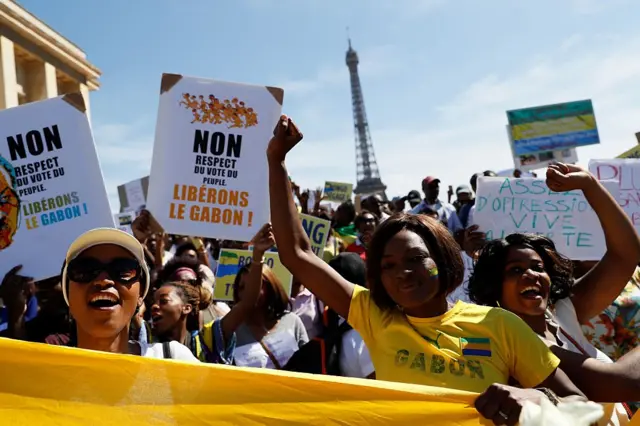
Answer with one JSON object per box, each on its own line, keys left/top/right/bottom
{"left": 346, "top": 38, "right": 387, "bottom": 199}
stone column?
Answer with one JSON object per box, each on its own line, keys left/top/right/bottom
{"left": 25, "top": 60, "right": 58, "bottom": 101}
{"left": 0, "top": 36, "right": 18, "bottom": 109}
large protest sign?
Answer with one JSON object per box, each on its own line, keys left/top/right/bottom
{"left": 213, "top": 249, "right": 292, "bottom": 301}
{"left": 474, "top": 177, "right": 618, "bottom": 260}
{"left": 507, "top": 100, "right": 600, "bottom": 156}
{"left": 323, "top": 181, "right": 353, "bottom": 203}
{"left": 0, "top": 94, "right": 113, "bottom": 281}
{"left": 299, "top": 213, "right": 330, "bottom": 257}
{"left": 146, "top": 74, "right": 283, "bottom": 242}
{"left": 590, "top": 159, "right": 640, "bottom": 230}
{"left": 507, "top": 123, "right": 578, "bottom": 172}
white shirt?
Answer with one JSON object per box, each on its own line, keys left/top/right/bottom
{"left": 410, "top": 200, "right": 462, "bottom": 232}
{"left": 446, "top": 251, "right": 475, "bottom": 304}
{"left": 466, "top": 205, "right": 476, "bottom": 228}
{"left": 140, "top": 341, "right": 200, "bottom": 363}
{"left": 340, "top": 328, "right": 374, "bottom": 378}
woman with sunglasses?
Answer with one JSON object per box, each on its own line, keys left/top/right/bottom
{"left": 61, "top": 227, "right": 197, "bottom": 360}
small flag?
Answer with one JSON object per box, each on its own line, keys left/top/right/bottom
{"left": 461, "top": 337, "right": 491, "bottom": 357}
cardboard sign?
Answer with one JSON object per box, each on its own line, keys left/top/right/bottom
{"left": 146, "top": 73, "right": 283, "bottom": 242}
{"left": 299, "top": 213, "right": 330, "bottom": 257}
{"left": 590, "top": 159, "right": 640, "bottom": 231}
{"left": 474, "top": 176, "right": 618, "bottom": 260}
{"left": 323, "top": 181, "right": 352, "bottom": 203}
{"left": 213, "top": 249, "right": 292, "bottom": 301}
{"left": 0, "top": 94, "right": 114, "bottom": 280}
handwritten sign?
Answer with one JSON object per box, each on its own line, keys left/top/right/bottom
{"left": 0, "top": 94, "right": 114, "bottom": 280}
{"left": 300, "top": 213, "right": 330, "bottom": 257}
{"left": 213, "top": 249, "right": 292, "bottom": 302}
{"left": 146, "top": 73, "right": 284, "bottom": 242}
{"left": 589, "top": 159, "right": 640, "bottom": 231}
{"left": 474, "top": 177, "right": 617, "bottom": 260}
{"left": 323, "top": 181, "right": 353, "bottom": 203}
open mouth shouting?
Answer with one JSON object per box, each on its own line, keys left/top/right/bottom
{"left": 87, "top": 291, "right": 121, "bottom": 311}
{"left": 519, "top": 284, "right": 545, "bottom": 300}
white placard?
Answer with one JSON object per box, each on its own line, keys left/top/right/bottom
{"left": 124, "top": 179, "right": 146, "bottom": 212}
{"left": 146, "top": 74, "right": 283, "bottom": 242}
{"left": 0, "top": 94, "right": 114, "bottom": 280}
{"left": 589, "top": 159, "right": 640, "bottom": 231}
{"left": 474, "top": 176, "right": 618, "bottom": 260}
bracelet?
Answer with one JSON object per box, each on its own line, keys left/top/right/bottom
{"left": 535, "top": 387, "right": 560, "bottom": 406}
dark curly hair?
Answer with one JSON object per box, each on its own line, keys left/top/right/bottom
{"left": 367, "top": 213, "right": 464, "bottom": 310}
{"left": 155, "top": 256, "right": 206, "bottom": 288}
{"left": 153, "top": 256, "right": 212, "bottom": 310}
{"left": 468, "top": 233, "right": 574, "bottom": 307}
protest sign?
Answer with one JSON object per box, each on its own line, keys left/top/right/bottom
{"left": 300, "top": 213, "right": 330, "bottom": 257}
{"left": 0, "top": 94, "right": 113, "bottom": 280}
{"left": 507, "top": 122, "right": 578, "bottom": 172}
{"left": 474, "top": 177, "right": 618, "bottom": 260}
{"left": 114, "top": 212, "right": 136, "bottom": 235}
{"left": 507, "top": 99, "right": 600, "bottom": 156}
{"left": 146, "top": 74, "right": 283, "bottom": 242}
{"left": 323, "top": 181, "right": 353, "bottom": 203}
{"left": 117, "top": 176, "right": 148, "bottom": 213}
{"left": 0, "top": 338, "right": 487, "bottom": 426}
{"left": 213, "top": 249, "right": 292, "bottom": 301}
{"left": 590, "top": 159, "right": 640, "bottom": 230}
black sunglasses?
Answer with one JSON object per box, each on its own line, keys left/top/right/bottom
{"left": 67, "top": 257, "right": 141, "bottom": 284}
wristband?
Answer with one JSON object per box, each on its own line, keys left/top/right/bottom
{"left": 535, "top": 387, "right": 560, "bottom": 406}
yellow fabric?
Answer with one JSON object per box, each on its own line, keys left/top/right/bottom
{"left": 0, "top": 338, "right": 492, "bottom": 425}
{"left": 348, "top": 286, "right": 560, "bottom": 393}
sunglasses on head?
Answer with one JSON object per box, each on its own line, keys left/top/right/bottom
{"left": 67, "top": 257, "right": 141, "bottom": 284}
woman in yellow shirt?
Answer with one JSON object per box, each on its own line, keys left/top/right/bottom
{"left": 266, "top": 116, "right": 584, "bottom": 425}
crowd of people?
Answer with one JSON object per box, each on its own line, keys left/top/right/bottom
{"left": 2, "top": 115, "right": 640, "bottom": 425}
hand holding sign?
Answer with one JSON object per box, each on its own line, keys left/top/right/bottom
{"left": 546, "top": 163, "right": 593, "bottom": 193}
{"left": 0, "top": 265, "right": 35, "bottom": 312}
{"left": 267, "top": 115, "right": 303, "bottom": 162}
{"left": 131, "top": 209, "right": 163, "bottom": 243}
{"left": 251, "top": 223, "right": 276, "bottom": 256}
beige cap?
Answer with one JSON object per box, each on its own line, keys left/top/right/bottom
{"left": 61, "top": 228, "right": 151, "bottom": 305}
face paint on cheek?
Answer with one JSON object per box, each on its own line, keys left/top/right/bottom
{"left": 429, "top": 267, "right": 439, "bottom": 277}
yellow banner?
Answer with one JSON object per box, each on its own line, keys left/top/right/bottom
{"left": 213, "top": 249, "right": 293, "bottom": 301}
{"left": 511, "top": 114, "right": 596, "bottom": 140}
{"left": 0, "top": 338, "right": 490, "bottom": 425}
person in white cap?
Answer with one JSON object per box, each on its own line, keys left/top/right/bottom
{"left": 61, "top": 227, "right": 197, "bottom": 361}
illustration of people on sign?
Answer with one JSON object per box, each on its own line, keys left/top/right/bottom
{"left": 179, "top": 92, "right": 258, "bottom": 129}
{"left": 0, "top": 155, "right": 21, "bottom": 250}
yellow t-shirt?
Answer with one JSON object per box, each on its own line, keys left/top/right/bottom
{"left": 348, "top": 285, "right": 560, "bottom": 393}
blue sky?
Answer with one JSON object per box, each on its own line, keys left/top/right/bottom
{"left": 19, "top": 0, "right": 640, "bottom": 211}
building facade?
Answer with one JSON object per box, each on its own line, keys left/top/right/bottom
{"left": 0, "top": 0, "right": 100, "bottom": 118}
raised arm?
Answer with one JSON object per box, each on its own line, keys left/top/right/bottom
{"left": 266, "top": 115, "right": 354, "bottom": 319}
{"left": 220, "top": 223, "right": 274, "bottom": 341}
{"left": 547, "top": 163, "right": 640, "bottom": 323}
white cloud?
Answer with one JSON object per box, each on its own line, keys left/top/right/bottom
{"left": 285, "top": 33, "right": 640, "bottom": 201}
